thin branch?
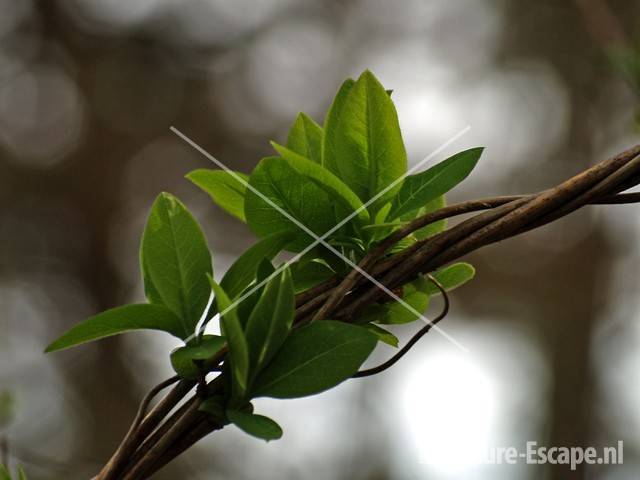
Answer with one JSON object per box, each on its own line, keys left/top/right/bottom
{"left": 353, "top": 274, "right": 449, "bottom": 378}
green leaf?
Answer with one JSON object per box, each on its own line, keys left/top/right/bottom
{"left": 187, "top": 169, "right": 249, "bottom": 222}
{"left": 237, "top": 258, "right": 275, "bottom": 328}
{"left": 142, "top": 193, "right": 213, "bottom": 337}
{"left": 425, "top": 263, "right": 476, "bottom": 295}
{"left": 252, "top": 320, "right": 377, "bottom": 399}
{"left": 140, "top": 249, "right": 164, "bottom": 305}
{"left": 286, "top": 112, "right": 323, "bottom": 164}
{"left": 227, "top": 409, "right": 283, "bottom": 441}
{"left": 323, "top": 77, "right": 354, "bottom": 169}
{"left": 17, "top": 466, "right": 27, "bottom": 480}
{"left": 290, "top": 259, "right": 335, "bottom": 293}
{"left": 271, "top": 142, "right": 370, "bottom": 224}
{"left": 220, "top": 231, "right": 294, "bottom": 299}
{"left": 363, "top": 323, "right": 399, "bottom": 347}
{"left": 0, "top": 465, "right": 10, "bottom": 480}
{"left": 244, "top": 157, "right": 337, "bottom": 252}
{"left": 410, "top": 195, "right": 447, "bottom": 240}
{"left": 209, "top": 277, "right": 249, "bottom": 399}
{"left": 359, "top": 276, "right": 430, "bottom": 325}
{"left": 388, "top": 148, "right": 483, "bottom": 221}
{"left": 170, "top": 335, "right": 226, "bottom": 379}
{"left": 245, "top": 268, "right": 294, "bottom": 376}
{"left": 323, "top": 70, "right": 407, "bottom": 212}
{"left": 45, "top": 304, "right": 184, "bottom": 353}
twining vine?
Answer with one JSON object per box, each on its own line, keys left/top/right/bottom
{"left": 13, "top": 70, "right": 635, "bottom": 480}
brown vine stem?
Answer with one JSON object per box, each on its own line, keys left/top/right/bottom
{"left": 99, "top": 144, "right": 640, "bottom": 479}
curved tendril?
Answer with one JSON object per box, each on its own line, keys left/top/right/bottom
{"left": 352, "top": 274, "right": 450, "bottom": 378}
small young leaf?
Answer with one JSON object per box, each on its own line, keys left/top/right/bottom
{"left": 237, "top": 258, "right": 275, "bottom": 328}
{"left": 363, "top": 323, "right": 399, "bottom": 347}
{"left": 425, "top": 263, "right": 476, "bottom": 295}
{"left": 403, "top": 195, "right": 447, "bottom": 240}
{"left": 220, "top": 231, "right": 294, "bottom": 299}
{"left": 187, "top": 169, "right": 249, "bottom": 222}
{"left": 271, "top": 142, "right": 371, "bottom": 225}
{"left": 323, "top": 77, "right": 355, "bottom": 169}
{"left": 244, "top": 268, "right": 294, "bottom": 376}
{"left": 323, "top": 70, "right": 407, "bottom": 212}
{"left": 388, "top": 148, "right": 483, "bottom": 221}
{"left": 244, "top": 157, "right": 337, "bottom": 251}
{"left": 209, "top": 277, "right": 249, "bottom": 399}
{"left": 226, "top": 409, "right": 283, "bottom": 441}
{"left": 359, "top": 276, "right": 430, "bottom": 325}
{"left": 142, "top": 193, "right": 213, "bottom": 337}
{"left": 286, "top": 112, "right": 323, "bottom": 164}
{"left": 45, "top": 304, "right": 184, "bottom": 353}
{"left": 170, "top": 335, "right": 226, "bottom": 379}
{"left": 252, "top": 320, "right": 377, "bottom": 399}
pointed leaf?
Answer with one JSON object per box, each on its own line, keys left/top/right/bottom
{"left": 227, "top": 409, "right": 283, "bottom": 441}
{"left": 237, "top": 258, "right": 276, "bottom": 328}
{"left": 286, "top": 112, "right": 323, "bottom": 163}
{"left": 17, "top": 466, "right": 27, "bottom": 480}
{"left": 290, "top": 259, "right": 334, "bottom": 293}
{"left": 45, "top": 304, "right": 184, "bottom": 353}
{"left": 425, "top": 263, "right": 476, "bottom": 295}
{"left": 170, "top": 335, "right": 226, "bottom": 379}
{"left": 244, "top": 157, "right": 338, "bottom": 252}
{"left": 409, "top": 195, "right": 447, "bottom": 240}
{"left": 388, "top": 148, "right": 482, "bottom": 220}
{"left": 209, "top": 277, "right": 249, "bottom": 398}
{"left": 245, "top": 268, "right": 294, "bottom": 376}
{"left": 271, "top": 142, "right": 370, "bottom": 225}
{"left": 323, "top": 77, "right": 355, "bottom": 169}
{"left": 142, "top": 193, "right": 213, "bottom": 337}
{"left": 220, "top": 231, "right": 294, "bottom": 299}
{"left": 323, "top": 71, "right": 407, "bottom": 212}
{"left": 187, "top": 169, "right": 249, "bottom": 222}
{"left": 363, "top": 323, "right": 399, "bottom": 347}
{"left": 252, "top": 320, "right": 377, "bottom": 399}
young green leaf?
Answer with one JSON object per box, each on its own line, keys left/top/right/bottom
{"left": 323, "top": 77, "right": 355, "bottom": 169}
{"left": 142, "top": 193, "right": 213, "bottom": 337}
{"left": 425, "top": 263, "right": 476, "bottom": 295}
{"left": 244, "top": 268, "right": 294, "bottom": 376}
{"left": 209, "top": 277, "right": 249, "bottom": 399}
{"left": 359, "top": 276, "right": 430, "bottom": 325}
{"left": 252, "top": 320, "right": 377, "bottom": 399}
{"left": 363, "top": 323, "right": 399, "bottom": 347}
{"left": 271, "top": 141, "right": 370, "bottom": 224}
{"left": 220, "top": 231, "right": 294, "bottom": 299}
{"left": 45, "top": 304, "right": 184, "bottom": 353}
{"left": 323, "top": 70, "right": 407, "bottom": 212}
{"left": 244, "top": 157, "right": 337, "bottom": 252}
{"left": 409, "top": 195, "right": 447, "bottom": 240}
{"left": 237, "top": 258, "right": 275, "bottom": 328}
{"left": 170, "top": 335, "right": 226, "bottom": 379}
{"left": 187, "top": 169, "right": 249, "bottom": 222}
{"left": 388, "top": 148, "right": 483, "bottom": 221}
{"left": 226, "top": 409, "right": 283, "bottom": 441}
{"left": 286, "top": 112, "right": 323, "bottom": 164}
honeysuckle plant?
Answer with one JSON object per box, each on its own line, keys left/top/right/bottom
{"left": 40, "top": 70, "right": 640, "bottom": 479}
{"left": 46, "top": 70, "right": 476, "bottom": 440}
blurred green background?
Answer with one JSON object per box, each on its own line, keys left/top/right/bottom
{"left": 0, "top": 0, "right": 639, "bottom": 478}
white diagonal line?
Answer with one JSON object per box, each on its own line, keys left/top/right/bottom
{"left": 172, "top": 126, "right": 469, "bottom": 351}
